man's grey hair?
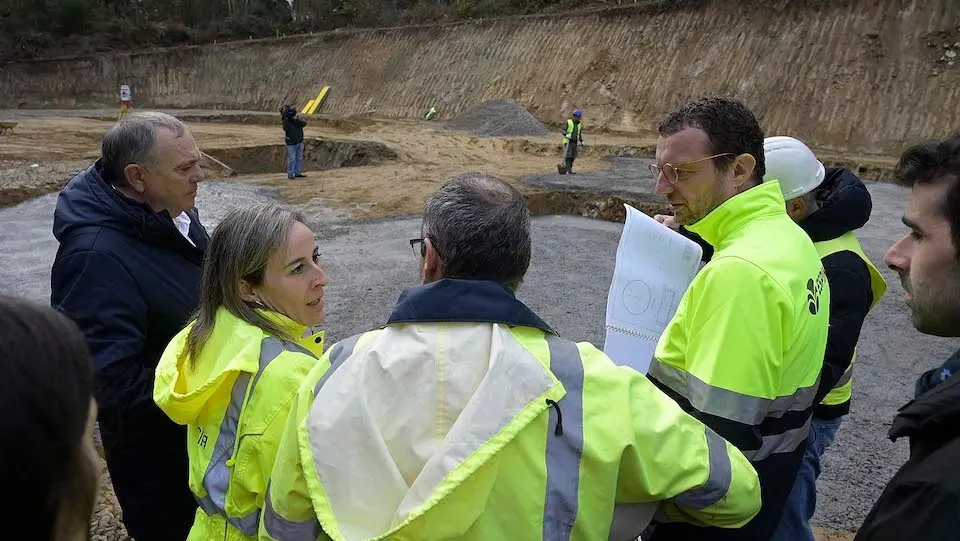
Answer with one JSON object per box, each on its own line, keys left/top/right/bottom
{"left": 422, "top": 172, "right": 532, "bottom": 290}
{"left": 101, "top": 111, "right": 187, "bottom": 186}
{"left": 801, "top": 190, "right": 820, "bottom": 213}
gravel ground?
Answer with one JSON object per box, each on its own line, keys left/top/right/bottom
{"left": 523, "top": 156, "right": 662, "bottom": 200}
{"left": 443, "top": 99, "right": 551, "bottom": 137}
{"left": 1, "top": 176, "right": 957, "bottom": 535}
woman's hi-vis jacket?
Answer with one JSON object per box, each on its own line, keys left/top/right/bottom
{"left": 154, "top": 307, "right": 326, "bottom": 541}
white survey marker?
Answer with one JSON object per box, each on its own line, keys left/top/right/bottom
{"left": 603, "top": 204, "right": 703, "bottom": 374}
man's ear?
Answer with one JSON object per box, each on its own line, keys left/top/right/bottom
{"left": 787, "top": 197, "right": 805, "bottom": 219}
{"left": 123, "top": 164, "right": 148, "bottom": 193}
{"left": 732, "top": 153, "right": 757, "bottom": 189}
{"left": 422, "top": 237, "right": 442, "bottom": 284}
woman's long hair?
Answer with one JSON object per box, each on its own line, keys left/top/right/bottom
{"left": 183, "top": 203, "right": 307, "bottom": 366}
{"left": 0, "top": 295, "right": 98, "bottom": 541}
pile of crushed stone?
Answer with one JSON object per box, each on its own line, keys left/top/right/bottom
{"left": 443, "top": 99, "right": 551, "bottom": 137}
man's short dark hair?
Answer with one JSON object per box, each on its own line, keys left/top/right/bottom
{"left": 422, "top": 173, "right": 531, "bottom": 290}
{"left": 895, "top": 134, "right": 960, "bottom": 256}
{"left": 658, "top": 96, "right": 766, "bottom": 183}
{"left": 101, "top": 111, "right": 186, "bottom": 187}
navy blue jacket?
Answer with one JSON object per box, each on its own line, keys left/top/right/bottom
{"left": 50, "top": 160, "right": 209, "bottom": 414}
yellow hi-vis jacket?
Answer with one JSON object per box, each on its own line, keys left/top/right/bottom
{"left": 260, "top": 279, "right": 761, "bottom": 541}
{"left": 154, "top": 307, "right": 326, "bottom": 540}
{"left": 650, "top": 180, "right": 830, "bottom": 538}
{"left": 814, "top": 232, "right": 887, "bottom": 407}
{"left": 562, "top": 118, "right": 582, "bottom": 145}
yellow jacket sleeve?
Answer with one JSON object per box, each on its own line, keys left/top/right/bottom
{"left": 260, "top": 360, "right": 332, "bottom": 541}
{"left": 578, "top": 344, "right": 761, "bottom": 529}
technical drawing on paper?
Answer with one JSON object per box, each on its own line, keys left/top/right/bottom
{"left": 622, "top": 280, "right": 652, "bottom": 315}
{"left": 656, "top": 286, "right": 678, "bottom": 325}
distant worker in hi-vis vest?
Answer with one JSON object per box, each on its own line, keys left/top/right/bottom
{"left": 260, "top": 172, "right": 762, "bottom": 541}
{"left": 559, "top": 108, "right": 583, "bottom": 174}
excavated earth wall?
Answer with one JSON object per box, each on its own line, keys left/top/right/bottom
{"left": 1, "top": 0, "right": 958, "bottom": 156}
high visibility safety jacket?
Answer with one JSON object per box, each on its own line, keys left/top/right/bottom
{"left": 261, "top": 279, "right": 761, "bottom": 541}
{"left": 814, "top": 232, "right": 886, "bottom": 408}
{"left": 562, "top": 118, "right": 582, "bottom": 145}
{"left": 649, "top": 180, "right": 830, "bottom": 541}
{"left": 154, "top": 307, "right": 326, "bottom": 540}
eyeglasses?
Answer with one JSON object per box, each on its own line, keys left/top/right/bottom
{"left": 410, "top": 237, "right": 426, "bottom": 258}
{"left": 648, "top": 153, "right": 736, "bottom": 185}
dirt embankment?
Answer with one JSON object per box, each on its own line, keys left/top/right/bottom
{"left": 2, "top": 0, "right": 958, "bottom": 157}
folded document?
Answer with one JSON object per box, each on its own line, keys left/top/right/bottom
{"left": 603, "top": 204, "right": 703, "bottom": 374}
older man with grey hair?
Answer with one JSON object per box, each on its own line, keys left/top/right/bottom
{"left": 50, "top": 111, "right": 206, "bottom": 541}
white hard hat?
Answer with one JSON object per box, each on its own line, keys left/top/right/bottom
{"left": 763, "top": 136, "right": 825, "bottom": 201}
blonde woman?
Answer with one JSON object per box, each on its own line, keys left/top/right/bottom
{"left": 154, "top": 203, "right": 330, "bottom": 540}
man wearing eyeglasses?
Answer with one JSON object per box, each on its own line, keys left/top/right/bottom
{"left": 644, "top": 97, "right": 831, "bottom": 541}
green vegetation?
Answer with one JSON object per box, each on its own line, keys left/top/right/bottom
{"left": 0, "top": 0, "right": 599, "bottom": 61}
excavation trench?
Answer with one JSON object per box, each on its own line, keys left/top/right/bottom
{"left": 524, "top": 189, "right": 669, "bottom": 223}
{"left": 519, "top": 157, "right": 669, "bottom": 222}
{"left": 203, "top": 137, "right": 398, "bottom": 176}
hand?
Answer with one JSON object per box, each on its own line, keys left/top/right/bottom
{"left": 654, "top": 214, "right": 680, "bottom": 231}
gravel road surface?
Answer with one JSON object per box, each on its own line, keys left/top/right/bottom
{"left": 1, "top": 177, "right": 957, "bottom": 533}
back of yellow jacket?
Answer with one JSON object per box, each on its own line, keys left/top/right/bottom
{"left": 260, "top": 279, "right": 761, "bottom": 540}
{"left": 154, "top": 307, "right": 326, "bottom": 540}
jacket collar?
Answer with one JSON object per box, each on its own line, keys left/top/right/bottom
{"left": 687, "top": 180, "right": 788, "bottom": 246}
{"left": 890, "top": 369, "right": 960, "bottom": 442}
{"left": 798, "top": 167, "right": 873, "bottom": 243}
{"left": 387, "top": 278, "right": 556, "bottom": 335}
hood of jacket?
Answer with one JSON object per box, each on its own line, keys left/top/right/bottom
{"left": 798, "top": 167, "right": 872, "bottom": 242}
{"left": 53, "top": 159, "right": 199, "bottom": 250}
{"left": 304, "top": 280, "right": 564, "bottom": 540}
{"left": 890, "top": 369, "right": 960, "bottom": 445}
{"left": 154, "top": 307, "right": 324, "bottom": 425}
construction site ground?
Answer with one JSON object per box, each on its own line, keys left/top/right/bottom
{"left": 0, "top": 110, "right": 950, "bottom": 541}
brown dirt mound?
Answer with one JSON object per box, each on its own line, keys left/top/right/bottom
{"left": 444, "top": 99, "right": 551, "bottom": 138}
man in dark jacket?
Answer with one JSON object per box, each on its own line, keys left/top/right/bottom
{"left": 282, "top": 104, "right": 308, "bottom": 179}
{"left": 655, "top": 137, "right": 888, "bottom": 541}
{"left": 50, "top": 111, "right": 207, "bottom": 541}
{"left": 856, "top": 134, "right": 960, "bottom": 539}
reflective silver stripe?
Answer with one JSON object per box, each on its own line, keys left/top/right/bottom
{"left": 833, "top": 365, "right": 853, "bottom": 388}
{"left": 313, "top": 333, "right": 362, "bottom": 397}
{"left": 262, "top": 481, "right": 322, "bottom": 540}
{"left": 743, "top": 416, "right": 813, "bottom": 462}
{"left": 195, "top": 337, "right": 288, "bottom": 536}
{"left": 543, "top": 335, "right": 585, "bottom": 540}
{"left": 670, "top": 428, "right": 732, "bottom": 510}
{"left": 649, "top": 359, "right": 819, "bottom": 425}
{"left": 260, "top": 334, "right": 362, "bottom": 539}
